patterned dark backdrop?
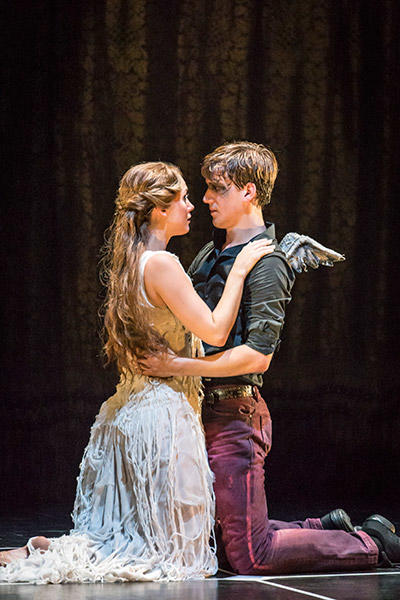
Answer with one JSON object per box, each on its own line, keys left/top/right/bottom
{"left": 2, "top": 0, "right": 399, "bottom": 514}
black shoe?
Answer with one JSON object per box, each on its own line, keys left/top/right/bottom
{"left": 320, "top": 508, "right": 355, "bottom": 532}
{"left": 362, "top": 515, "right": 400, "bottom": 566}
{"left": 362, "top": 514, "right": 396, "bottom": 534}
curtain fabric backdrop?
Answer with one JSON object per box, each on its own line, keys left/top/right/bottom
{"left": 2, "top": 0, "right": 399, "bottom": 510}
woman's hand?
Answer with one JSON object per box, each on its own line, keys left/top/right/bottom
{"left": 138, "top": 348, "right": 179, "bottom": 378}
{"left": 141, "top": 239, "right": 275, "bottom": 349}
{"left": 231, "top": 239, "right": 275, "bottom": 278}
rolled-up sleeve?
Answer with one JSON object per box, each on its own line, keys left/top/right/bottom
{"left": 243, "top": 253, "right": 294, "bottom": 356}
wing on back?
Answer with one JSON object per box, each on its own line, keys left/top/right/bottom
{"left": 279, "top": 232, "right": 345, "bottom": 273}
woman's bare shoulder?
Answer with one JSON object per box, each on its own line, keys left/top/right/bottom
{"left": 143, "top": 251, "right": 187, "bottom": 281}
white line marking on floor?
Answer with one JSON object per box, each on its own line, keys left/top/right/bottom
{"left": 222, "top": 575, "right": 267, "bottom": 581}
{"left": 260, "top": 580, "right": 336, "bottom": 600}
{"left": 267, "top": 570, "right": 400, "bottom": 580}
{"left": 221, "top": 570, "right": 400, "bottom": 582}
{"left": 217, "top": 567, "right": 237, "bottom": 576}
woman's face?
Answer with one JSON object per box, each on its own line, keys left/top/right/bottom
{"left": 165, "top": 184, "right": 194, "bottom": 237}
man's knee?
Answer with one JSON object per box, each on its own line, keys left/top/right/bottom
{"left": 224, "top": 544, "right": 267, "bottom": 575}
{"left": 220, "top": 524, "right": 273, "bottom": 575}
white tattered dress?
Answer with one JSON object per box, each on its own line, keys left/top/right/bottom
{"left": 0, "top": 251, "right": 217, "bottom": 584}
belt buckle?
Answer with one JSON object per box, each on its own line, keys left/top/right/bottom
{"left": 206, "top": 389, "right": 220, "bottom": 405}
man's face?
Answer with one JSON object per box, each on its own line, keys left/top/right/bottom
{"left": 203, "top": 176, "right": 247, "bottom": 229}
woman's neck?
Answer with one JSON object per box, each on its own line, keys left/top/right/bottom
{"left": 146, "top": 228, "right": 170, "bottom": 251}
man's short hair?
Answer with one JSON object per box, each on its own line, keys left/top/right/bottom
{"left": 201, "top": 141, "right": 278, "bottom": 207}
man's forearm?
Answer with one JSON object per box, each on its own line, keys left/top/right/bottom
{"left": 174, "top": 345, "right": 272, "bottom": 377}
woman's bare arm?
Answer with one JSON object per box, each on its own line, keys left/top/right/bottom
{"left": 143, "top": 240, "right": 274, "bottom": 346}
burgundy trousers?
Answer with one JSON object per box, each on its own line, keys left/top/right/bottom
{"left": 202, "top": 386, "right": 378, "bottom": 575}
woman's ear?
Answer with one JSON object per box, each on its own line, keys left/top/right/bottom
{"left": 151, "top": 206, "right": 168, "bottom": 222}
{"left": 149, "top": 206, "right": 161, "bottom": 227}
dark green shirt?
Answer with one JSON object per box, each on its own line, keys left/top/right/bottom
{"left": 188, "top": 223, "right": 295, "bottom": 387}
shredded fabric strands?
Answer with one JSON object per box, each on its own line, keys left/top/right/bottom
{"left": 0, "top": 251, "right": 217, "bottom": 584}
{"left": 0, "top": 385, "right": 216, "bottom": 584}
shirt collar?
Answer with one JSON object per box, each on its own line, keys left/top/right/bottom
{"left": 212, "top": 222, "right": 276, "bottom": 253}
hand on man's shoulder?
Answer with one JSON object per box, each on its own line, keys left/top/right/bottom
{"left": 245, "top": 246, "right": 295, "bottom": 290}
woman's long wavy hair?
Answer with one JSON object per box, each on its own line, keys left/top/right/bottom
{"left": 101, "top": 161, "right": 185, "bottom": 378}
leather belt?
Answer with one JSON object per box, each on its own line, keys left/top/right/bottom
{"left": 203, "top": 385, "right": 255, "bottom": 405}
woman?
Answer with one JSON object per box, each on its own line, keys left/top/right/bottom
{"left": 0, "top": 162, "right": 274, "bottom": 583}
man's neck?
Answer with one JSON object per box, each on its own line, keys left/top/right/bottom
{"left": 223, "top": 218, "right": 267, "bottom": 250}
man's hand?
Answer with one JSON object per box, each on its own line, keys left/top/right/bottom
{"left": 138, "top": 348, "right": 179, "bottom": 378}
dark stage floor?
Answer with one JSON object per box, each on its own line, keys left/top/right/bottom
{"left": 1, "top": 508, "right": 400, "bottom": 599}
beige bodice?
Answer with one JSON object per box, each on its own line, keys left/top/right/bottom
{"left": 112, "top": 251, "right": 204, "bottom": 415}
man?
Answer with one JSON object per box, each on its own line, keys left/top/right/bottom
{"left": 142, "top": 141, "right": 400, "bottom": 574}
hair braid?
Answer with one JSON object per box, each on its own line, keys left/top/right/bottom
{"left": 100, "top": 161, "right": 185, "bottom": 378}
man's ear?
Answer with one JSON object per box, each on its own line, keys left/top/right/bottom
{"left": 243, "top": 182, "right": 257, "bottom": 203}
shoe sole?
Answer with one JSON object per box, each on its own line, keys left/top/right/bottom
{"left": 331, "top": 509, "right": 355, "bottom": 532}
{"left": 339, "top": 510, "right": 355, "bottom": 533}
